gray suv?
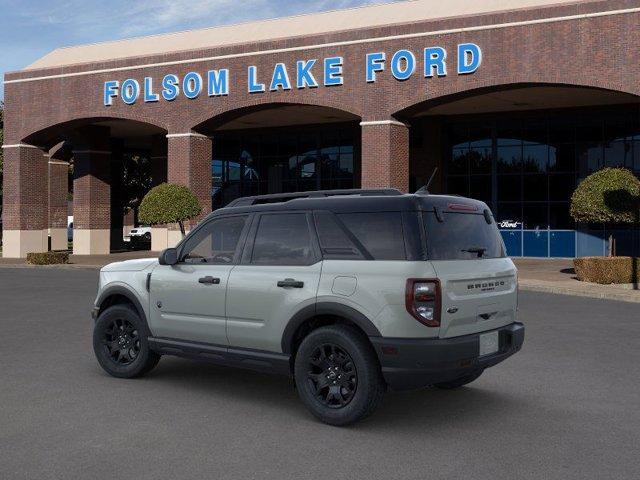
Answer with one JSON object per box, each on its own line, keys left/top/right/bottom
{"left": 92, "top": 189, "right": 524, "bottom": 425}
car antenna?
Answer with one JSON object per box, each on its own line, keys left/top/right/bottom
{"left": 415, "top": 167, "right": 438, "bottom": 195}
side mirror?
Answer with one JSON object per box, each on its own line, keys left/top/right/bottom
{"left": 159, "top": 248, "right": 178, "bottom": 266}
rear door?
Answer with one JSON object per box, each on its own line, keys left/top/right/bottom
{"left": 226, "top": 212, "right": 322, "bottom": 353}
{"left": 149, "top": 214, "right": 250, "bottom": 345}
{"left": 423, "top": 209, "right": 518, "bottom": 339}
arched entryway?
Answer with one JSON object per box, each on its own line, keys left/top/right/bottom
{"left": 3, "top": 118, "right": 167, "bottom": 257}
{"left": 396, "top": 84, "right": 640, "bottom": 258}
{"left": 192, "top": 103, "right": 361, "bottom": 209}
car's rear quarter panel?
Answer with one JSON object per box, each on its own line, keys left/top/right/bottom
{"left": 318, "top": 260, "right": 441, "bottom": 339}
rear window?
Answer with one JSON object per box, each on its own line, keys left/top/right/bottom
{"left": 337, "top": 212, "right": 406, "bottom": 260}
{"left": 314, "top": 213, "right": 365, "bottom": 260}
{"left": 423, "top": 212, "right": 506, "bottom": 260}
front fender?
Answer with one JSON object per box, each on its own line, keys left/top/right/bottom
{"left": 94, "top": 282, "right": 151, "bottom": 336}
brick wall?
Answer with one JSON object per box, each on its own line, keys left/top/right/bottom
{"left": 48, "top": 161, "right": 68, "bottom": 229}
{"left": 361, "top": 123, "right": 410, "bottom": 192}
{"left": 2, "top": 146, "right": 48, "bottom": 230}
{"left": 3, "top": 0, "right": 640, "bottom": 244}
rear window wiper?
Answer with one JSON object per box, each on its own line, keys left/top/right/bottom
{"left": 461, "top": 246, "right": 487, "bottom": 258}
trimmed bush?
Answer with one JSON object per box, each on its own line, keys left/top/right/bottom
{"left": 570, "top": 168, "right": 640, "bottom": 224}
{"left": 573, "top": 256, "right": 640, "bottom": 284}
{"left": 138, "top": 183, "right": 202, "bottom": 236}
{"left": 27, "top": 251, "right": 69, "bottom": 265}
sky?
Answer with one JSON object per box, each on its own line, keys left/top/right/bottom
{"left": 0, "top": 0, "right": 399, "bottom": 100}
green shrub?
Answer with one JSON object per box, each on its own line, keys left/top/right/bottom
{"left": 573, "top": 256, "right": 640, "bottom": 284}
{"left": 27, "top": 251, "right": 69, "bottom": 265}
{"left": 570, "top": 168, "right": 640, "bottom": 224}
{"left": 138, "top": 183, "right": 202, "bottom": 236}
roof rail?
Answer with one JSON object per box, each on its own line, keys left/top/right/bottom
{"left": 226, "top": 188, "right": 403, "bottom": 207}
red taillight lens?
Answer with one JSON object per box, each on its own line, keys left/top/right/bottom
{"left": 447, "top": 203, "right": 477, "bottom": 212}
{"left": 405, "top": 279, "right": 441, "bottom": 327}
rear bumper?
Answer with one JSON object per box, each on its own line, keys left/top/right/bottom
{"left": 370, "top": 322, "right": 524, "bottom": 391}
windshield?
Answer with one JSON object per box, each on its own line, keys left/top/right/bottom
{"left": 423, "top": 211, "right": 506, "bottom": 260}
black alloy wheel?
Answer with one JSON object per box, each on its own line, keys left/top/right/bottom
{"left": 102, "top": 318, "right": 141, "bottom": 365}
{"left": 307, "top": 344, "right": 358, "bottom": 408}
{"left": 93, "top": 304, "right": 160, "bottom": 378}
{"left": 294, "top": 325, "right": 385, "bottom": 426}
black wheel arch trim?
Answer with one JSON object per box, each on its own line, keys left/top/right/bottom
{"left": 95, "top": 285, "right": 151, "bottom": 336}
{"left": 281, "top": 302, "right": 381, "bottom": 354}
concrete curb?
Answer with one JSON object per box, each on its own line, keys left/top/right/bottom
{"left": 519, "top": 280, "right": 640, "bottom": 304}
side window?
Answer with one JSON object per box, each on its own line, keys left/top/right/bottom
{"left": 337, "top": 212, "right": 406, "bottom": 260}
{"left": 314, "top": 212, "right": 365, "bottom": 260}
{"left": 251, "top": 213, "right": 315, "bottom": 265}
{"left": 182, "top": 215, "right": 248, "bottom": 264}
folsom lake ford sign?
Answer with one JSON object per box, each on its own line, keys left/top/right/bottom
{"left": 103, "top": 43, "right": 482, "bottom": 106}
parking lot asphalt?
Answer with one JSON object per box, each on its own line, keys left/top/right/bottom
{"left": 1, "top": 267, "right": 639, "bottom": 480}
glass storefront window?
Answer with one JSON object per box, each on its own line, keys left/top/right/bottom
{"left": 604, "top": 140, "right": 632, "bottom": 168}
{"left": 497, "top": 145, "right": 522, "bottom": 173}
{"left": 469, "top": 175, "right": 491, "bottom": 203}
{"left": 450, "top": 148, "right": 469, "bottom": 174}
{"left": 523, "top": 144, "right": 548, "bottom": 173}
{"left": 211, "top": 124, "right": 358, "bottom": 208}
{"left": 523, "top": 203, "right": 548, "bottom": 229}
{"left": 444, "top": 105, "right": 640, "bottom": 233}
{"left": 497, "top": 175, "right": 521, "bottom": 202}
{"left": 470, "top": 147, "right": 492, "bottom": 174}
{"left": 523, "top": 174, "right": 547, "bottom": 202}
{"left": 446, "top": 175, "right": 469, "bottom": 197}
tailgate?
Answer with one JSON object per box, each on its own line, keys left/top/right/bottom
{"left": 431, "top": 258, "right": 517, "bottom": 338}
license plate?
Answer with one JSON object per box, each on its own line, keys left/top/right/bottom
{"left": 479, "top": 331, "right": 500, "bottom": 357}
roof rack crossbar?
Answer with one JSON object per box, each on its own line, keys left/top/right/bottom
{"left": 226, "top": 188, "right": 402, "bottom": 207}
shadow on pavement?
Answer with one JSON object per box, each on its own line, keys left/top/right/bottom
{"left": 123, "top": 356, "right": 528, "bottom": 431}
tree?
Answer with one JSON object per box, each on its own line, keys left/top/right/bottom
{"left": 138, "top": 183, "right": 202, "bottom": 237}
{"left": 570, "top": 168, "right": 640, "bottom": 256}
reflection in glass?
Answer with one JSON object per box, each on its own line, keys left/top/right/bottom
{"left": 211, "top": 125, "right": 357, "bottom": 209}
{"left": 445, "top": 107, "right": 640, "bottom": 237}
{"left": 497, "top": 145, "right": 522, "bottom": 173}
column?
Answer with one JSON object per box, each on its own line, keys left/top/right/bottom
{"left": 360, "top": 120, "right": 410, "bottom": 193}
{"left": 165, "top": 132, "right": 212, "bottom": 248}
{"left": 72, "top": 127, "right": 112, "bottom": 255}
{"left": 150, "top": 134, "right": 169, "bottom": 252}
{"left": 151, "top": 134, "right": 168, "bottom": 186}
{"left": 109, "top": 142, "right": 125, "bottom": 251}
{"left": 48, "top": 144, "right": 70, "bottom": 251}
{"left": 1, "top": 143, "right": 49, "bottom": 258}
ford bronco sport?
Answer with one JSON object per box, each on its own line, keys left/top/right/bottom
{"left": 92, "top": 189, "right": 524, "bottom": 425}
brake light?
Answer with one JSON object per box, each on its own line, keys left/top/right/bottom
{"left": 448, "top": 203, "right": 477, "bottom": 212}
{"left": 405, "top": 279, "right": 441, "bottom": 327}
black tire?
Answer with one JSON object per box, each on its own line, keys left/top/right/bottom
{"left": 93, "top": 304, "right": 160, "bottom": 378}
{"left": 434, "top": 370, "right": 483, "bottom": 390}
{"left": 294, "top": 325, "right": 385, "bottom": 426}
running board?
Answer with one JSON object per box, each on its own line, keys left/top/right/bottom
{"left": 148, "top": 337, "right": 292, "bottom": 376}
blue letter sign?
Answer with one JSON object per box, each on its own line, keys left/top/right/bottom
{"left": 102, "top": 44, "right": 483, "bottom": 105}
{"left": 457, "top": 43, "right": 482, "bottom": 75}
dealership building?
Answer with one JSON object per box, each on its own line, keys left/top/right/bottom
{"left": 3, "top": 0, "right": 640, "bottom": 258}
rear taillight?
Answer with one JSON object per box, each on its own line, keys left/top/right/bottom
{"left": 405, "top": 279, "right": 441, "bottom": 327}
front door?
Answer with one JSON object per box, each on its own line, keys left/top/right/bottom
{"left": 226, "top": 212, "right": 322, "bottom": 353}
{"left": 149, "top": 214, "right": 251, "bottom": 345}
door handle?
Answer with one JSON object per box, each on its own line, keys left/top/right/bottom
{"left": 277, "top": 278, "right": 304, "bottom": 288}
{"left": 198, "top": 276, "right": 221, "bottom": 285}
